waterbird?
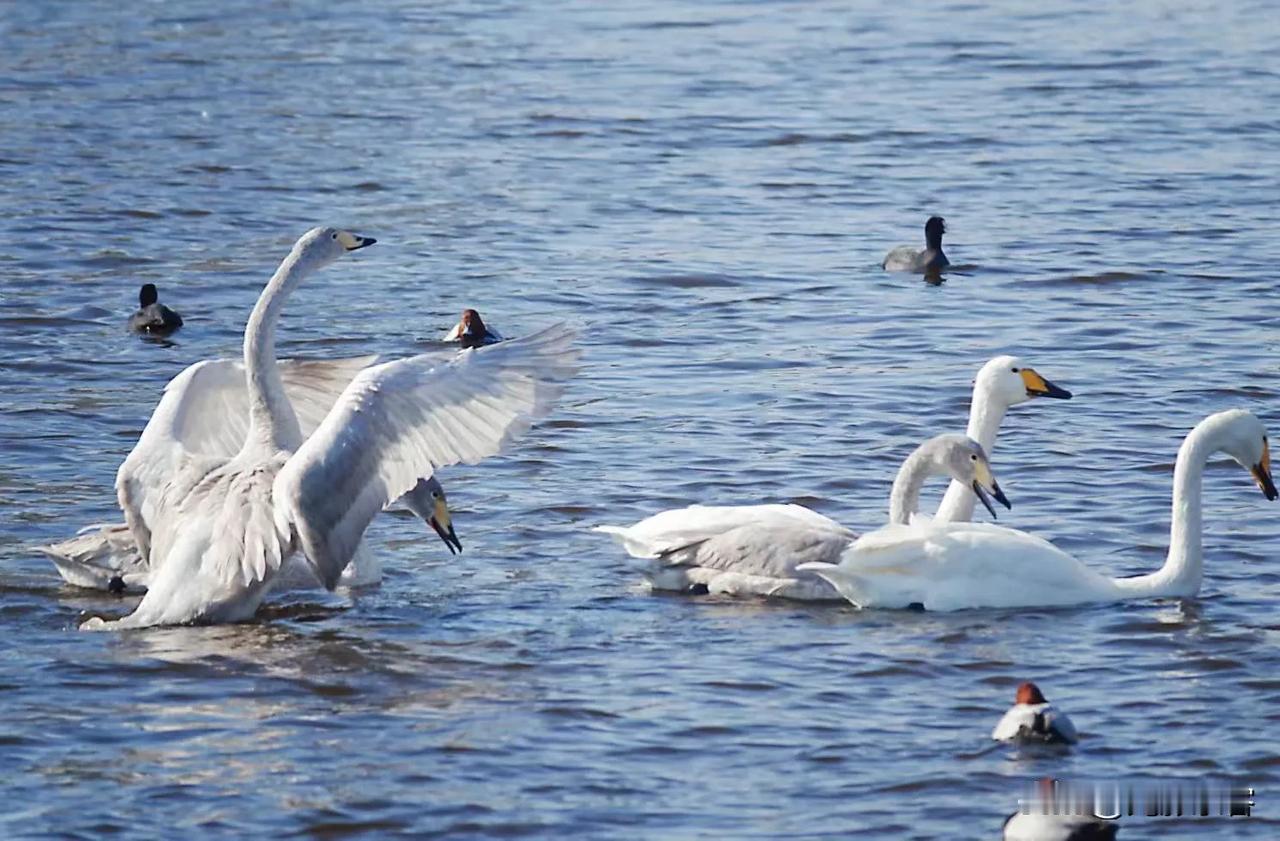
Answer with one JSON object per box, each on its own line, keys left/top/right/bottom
{"left": 801, "top": 410, "right": 1276, "bottom": 611}
{"left": 443, "top": 308, "right": 503, "bottom": 348}
{"left": 882, "top": 216, "right": 949, "bottom": 273}
{"left": 597, "top": 434, "right": 1009, "bottom": 599}
{"left": 80, "top": 227, "right": 577, "bottom": 629}
{"left": 593, "top": 355, "right": 1067, "bottom": 599}
{"left": 992, "top": 682, "right": 1079, "bottom": 744}
{"left": 128, "top": 283, "right": 184, "bottom": 334}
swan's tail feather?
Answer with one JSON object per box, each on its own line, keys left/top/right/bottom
{"left": 592, "top": 524, "right": 660, "bottom": 559}
{"left": 796, "top": 562, "right": 868, "bottom": 608}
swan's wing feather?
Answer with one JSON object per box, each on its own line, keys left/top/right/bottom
{"left": 277, "top": 323, "right": 579, "bottom": 588}
{"left": 660, "top": 523, "right": 854, "bottom": 579}
{"left": 115, "top": 355, "right": 381, "bottom": 563}
{"left": 595, "top": 503, "right": 851, "bottom": 559}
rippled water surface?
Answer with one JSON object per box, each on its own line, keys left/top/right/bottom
{"left": 3, "top": 1, "right": 1280, "bottom": 837}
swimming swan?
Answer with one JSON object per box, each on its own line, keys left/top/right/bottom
{"left": 882, "top": 216, "right": 949, "bottom": 273}
{"left": 593, "top": 356, "right": 1064, "bottom": 598}
{"left": 128, "top": 283, "right": 184, "bottom": 335}
{"left": 82, "top": 227, "right": 577, "bottom": 629}
{"left": 41, "top": 350, "right": 463, "bottom": 592}
{"left": 598, "top": 434, "right": 1009, "bottom": 599}
{"left": 801, "top": 409, "right": 1277, "bottom": 611}
{"left": 443, "top": 308, "right": 503, "bottom": 348}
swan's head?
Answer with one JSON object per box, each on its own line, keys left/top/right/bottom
{"left": 294, "top": 226, "right": 377, "bottom": 267}
{"left": 1208, "top": 409, "right": 1278, "bottom": 501}
{"left": 975, "top": 355, "right": 1072, "bottom": 408}
{"left": 925, "top": 215, "right": 946, "bottom": 246}
{"left": 1014, "top": 682, "right": 1048, "bottom": 706}
{"left": 401, "top": 476, "right": 463, "bottom": 554}
{"left": 138, "top": 283, "right": 159, "bottom": 307}
{"left": 930, "top": 434, "right": 1012, "bottom": 518}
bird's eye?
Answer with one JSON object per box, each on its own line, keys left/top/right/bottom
{"left": 1011, "top": 367, "right": 1020, "bottom": 373}
{"left": 431, "top": 491, "right": 440, "bottom": 499}
{"left": 970, "top": 454, "right": 978, "bottom": 461}
{"left": 331, "top": 233, "right": 338, "bottom": 240}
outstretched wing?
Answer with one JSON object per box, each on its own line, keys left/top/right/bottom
{"left": 115, "top": 354, "right": 377, "bottom": 562}
{"left": 275, "top": 323, "right": 580, "bottom": 588}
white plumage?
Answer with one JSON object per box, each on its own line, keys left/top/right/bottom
{"left": 78, "top": 227, "right": 577, "bottom": 629}
{"left": 802, "top": 410, "right": 1277, "bottom": 611}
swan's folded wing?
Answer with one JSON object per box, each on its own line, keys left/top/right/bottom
{"left": 115, "top": 355, "right": 378, "bottom": 562}
{"left": 661, "top": 523, "right": 855, "bottom": 578}
{"left": 275, "top": 323, "right": 580, "bottom": 588}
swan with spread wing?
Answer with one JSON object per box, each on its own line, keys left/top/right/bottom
{"left": 80, "top": 227, "right": 577, "bottom": 629}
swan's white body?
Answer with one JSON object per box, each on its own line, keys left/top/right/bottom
{"left": 594, "top": 356, "right": 1066, "bottom": 599}
{"left": 597, "top": 434, "right": 1006, "bottom": 599}
{"left": 41, "top": 356, "right": 459, "bottom": 592}
{"left": 82, "top": 227, "right": 577, "bottom": 629}
{"left": 802, "top": 410, "right": 1276, "bottom": 611}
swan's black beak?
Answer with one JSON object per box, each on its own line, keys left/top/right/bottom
{"left": 972, "top": 478, "right": 1012, "bottom": 520}
{"left": 1251, "top": 441, "right": 1277, "bottom": 501}
{"left": 431, "top": 514, "right": 463, "bottom": 554}
{"left": 347, "top": 235, "right": 376, "bottom": 251}
{"left": 1021, "top": 368, "right": 1072, "bottom": 400}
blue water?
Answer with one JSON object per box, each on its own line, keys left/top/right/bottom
{"left": 2, "top": 0, "right": 1280, "bottom": 836}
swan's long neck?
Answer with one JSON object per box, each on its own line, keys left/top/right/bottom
{"left": 934, "top": 384, "right": 1004, "bottom": 522}
{"left": 888, "top": 447, "right": 946, "bottom": 525}
{"left": 242, "top": 247, "right": 309, "bottom": 455}
{"left": 1113, "top": 423, "right": 1215, "bottom": 597}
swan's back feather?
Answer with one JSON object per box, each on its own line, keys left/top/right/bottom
{"left": 115, "top": 354, "right": 378, "bottom": 564}
{"left": 277, "top": 323, "right": 579, "bottom": 588}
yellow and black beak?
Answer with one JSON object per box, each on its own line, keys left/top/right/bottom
{"left": 335, "top": 230, "right": 377, "bottom": 251}
{"left": 429, "top": 497, "right": 463, "bottom": 555}
{"left": 1251, "top": 439, "right": 1277, "bottom": 501}
{"left": 1020, "top": 368, "right": 1072, "bottom": 400}
{"left": 971, "top": 460, "right": 1012, "bottom": 519}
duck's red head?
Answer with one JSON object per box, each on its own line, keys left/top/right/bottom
{"left": 460, "top": 309, "right": 486, "bottom": 335}
{"left": 1015, "top": 682, "right": 1048, "bottom": 705}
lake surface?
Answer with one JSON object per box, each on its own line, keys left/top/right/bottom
{"left": 3, "top": 0, "right": 1280, "bottom": 836}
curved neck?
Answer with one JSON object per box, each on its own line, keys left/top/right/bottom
{"left": 242, "top": 247, "right": 309, "bottom": 455}
{"left": 1114, "top": 425, "right": 1214, "bottom": 597}
{"left": 934, "top": 383, "right": 1005, "bottom": 522}
{"left": 888, "top": 447, "right": 946, "bottom": 525}
{"left": 926, "top": 231, "right": 944, "bottom": 250}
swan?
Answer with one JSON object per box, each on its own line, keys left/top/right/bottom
{"left": 935, "top": 355, "right": 1071, "bottom": 522}
{"left": 41, "top": 346, "right": 464, "bottom": 592}
{"left": 41, "top": 476, "right": 458, "bottom": 595}
{"left": 443, "top": 308, "right": 502, "bottom": 348}
{"left": 801, "top": 409, "right": 1277, "bottom": 611}
{"left": 597, "top": 434, "right": 1009, "bottom": 599}
{"left": 593, "top": 355, "right": 1065, "bottom": 598}
{"left": 882, "top": 216, "right": 949, "bottom": 273}
{"left": 992, "top": 682, "right": 1078, "bottom": 744}
{"left": 128, "top": 283, "right": 184, "bottom": 335}
{"left": 81, "top": 226, "right": 577, "bottom": 629}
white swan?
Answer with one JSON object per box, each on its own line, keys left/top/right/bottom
{"left": 801, "top": 409, "right": 1277, "bottom": 611}
{"left": 82, "top": 227, "right": 577, "bottom": 629}
{"left": 1003, "top": 780, "right": 1118, "bottom": 840}
{"left": 593, "top": 355, "right": 1066, "bottom": 598}
{"left": 42, "top": 476, "right": 457, "bottom": 594}
{"left": 598, "top": 434, "right": 1009, "bottom": 598}
{"left": 882, "top": 216, "right": 949, "bottom": 273}
{"left": 992, "top": 682, "right": 1078, "bottom": 745}
{"left": 935, "top": 355, "right": 1071, "bottom": 521}
{"left": 41, "top": 348, "right": 464, "bottom": 592}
